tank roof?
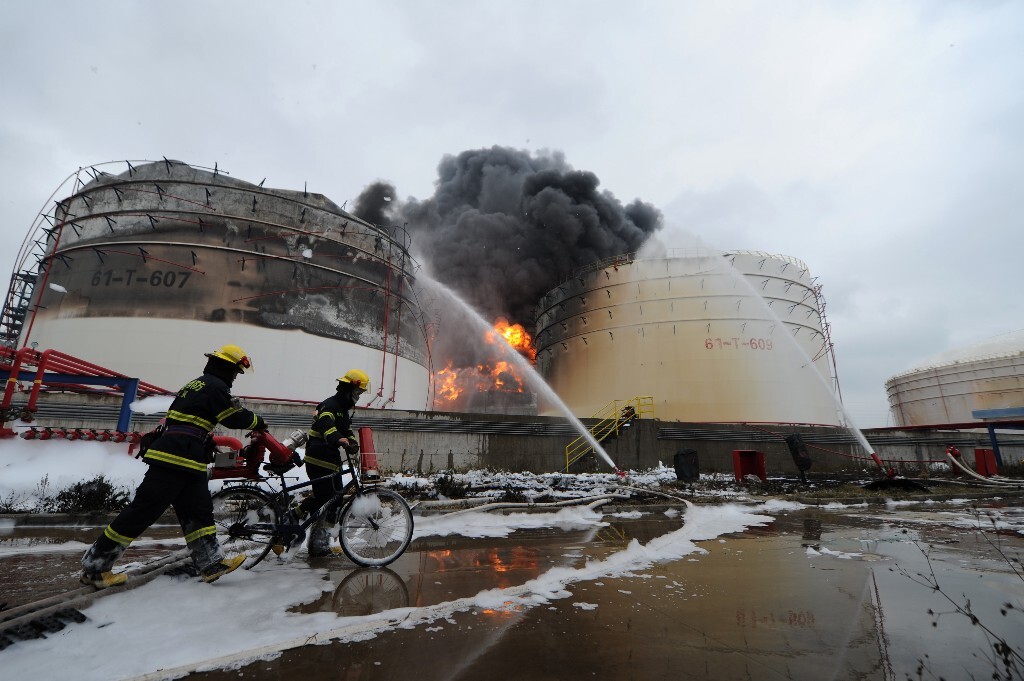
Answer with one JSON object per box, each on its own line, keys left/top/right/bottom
{"left": 888, "top": 329, "right": 1024, "bottom": 380}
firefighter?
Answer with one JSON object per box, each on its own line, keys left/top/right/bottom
{"left": 299, "top": 368, "right": 369, "bottom": 557}
{"left": 80, "top": 344, "right": 267, "bottom": 588}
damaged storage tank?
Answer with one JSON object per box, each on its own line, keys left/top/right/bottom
{"left": 534, "top": 250, "right": 840, "bottom": 424}
{"left": 11, "top": 160, "right": 431, "bottom": 408}
{"left": 885, "top": 329, "right": 1024, "bottom": 426}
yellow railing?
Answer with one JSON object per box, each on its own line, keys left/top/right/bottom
{"left": 565, "top": 396, "right": 654, "bottom": 471}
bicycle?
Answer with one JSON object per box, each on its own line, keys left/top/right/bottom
{"left": 210, "top": 430, "right": 414, "bottom": 568}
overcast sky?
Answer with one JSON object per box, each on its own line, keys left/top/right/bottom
{"left": 2, "top": 1, "right": 1021, "bottom": 428}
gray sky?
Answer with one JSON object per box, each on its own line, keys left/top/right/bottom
{"left": 2, "top": 1, "right": 1021, "bottom": 428}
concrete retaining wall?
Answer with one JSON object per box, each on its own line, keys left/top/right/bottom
{"left": 6, "top": 393, "right": 1023, "bottom": 475}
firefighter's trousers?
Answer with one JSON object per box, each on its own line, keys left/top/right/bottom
{"left": 301, "top": 460, "right": 343, "bottom": 557}
{"left": 82, "top": 464, "right": 223, "bottom": 575}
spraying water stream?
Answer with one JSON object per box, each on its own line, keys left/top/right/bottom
{"left": 416, "top": 274, "right": 620, "bottom": 472}
{"left": 640, "top": 232, "right": 878, "bottom": 462}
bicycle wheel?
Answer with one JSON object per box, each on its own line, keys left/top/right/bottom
{"left": 337, "top": 489, "right": 414, "bottom": 567}
{"left": 332, "top": 567, "right": 409, "bottom": 616}
{"left": 211, "top": 487, "right": 279, "bottom": 565}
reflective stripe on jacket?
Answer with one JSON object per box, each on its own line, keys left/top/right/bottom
{"left": 144, "top": 373, "right": 265, "bottom": 475}
{"left": 304, "top": 393, "right": 356, "bottom": 471}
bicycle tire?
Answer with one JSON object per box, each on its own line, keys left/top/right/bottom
{"left": 211, "top": 486, "right": 279, "bottom": 567}
{"left": 337, "top": 489, "right": 414, "bottom": 567}
{"left": 332, "top": 567, "right": 409, "bottom": 616}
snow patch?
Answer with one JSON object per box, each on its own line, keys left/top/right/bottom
{"left": 130, "top": 395, "right": 175, "bottom": 415}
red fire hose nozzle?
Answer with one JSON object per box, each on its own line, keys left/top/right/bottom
{"left": 614, "top": 467, "right": 627, "bottom": 478}
{"left": 870, "top": 453, "right": 897, "bottom": 479}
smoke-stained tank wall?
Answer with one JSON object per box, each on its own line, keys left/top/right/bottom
{"left": 534, "top": 252, "right": 840, "bottom": 424}
{"left": 20, "top": 161, "right": 431, "bottom": 407}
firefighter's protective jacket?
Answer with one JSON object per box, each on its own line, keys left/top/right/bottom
{"left": 304, "top": 392, "right": 357, "bottom": 473}
{"left": 144, "top": 373, "right": 266, "bottom": 475}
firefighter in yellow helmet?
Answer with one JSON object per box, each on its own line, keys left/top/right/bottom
{"left": 81, "top": 344, "right": 267, "bottom": 588}
{"left": 300, "top": 369, "right": 370, "bottom": 557}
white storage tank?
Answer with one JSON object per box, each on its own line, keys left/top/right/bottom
{"left": 11, "top": 161, "right": 431, "bottom": 408}
{"left": 885, "top": 330, "right": 1024, "bottom": 426}
{"left": 534, "top": 250, "right": 840, "bottom": 424}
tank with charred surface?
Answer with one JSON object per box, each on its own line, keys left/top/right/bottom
{"left": 13, "top": 160, "right": 431, "bottom": 408}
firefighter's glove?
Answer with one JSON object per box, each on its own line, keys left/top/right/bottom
{"left": 341, "top": 439, "right": 360, "bottom": 455}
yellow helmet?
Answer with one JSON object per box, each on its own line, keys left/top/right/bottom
{"left": 205, "top": 344, "right": 253, "bottom": 373}
{"left": 338, "top": 368, "right": 370, "bottom": 392}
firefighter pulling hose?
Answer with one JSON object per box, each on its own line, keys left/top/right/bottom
{"left": 80, "top": 344, "right": 267, "bottom": 588}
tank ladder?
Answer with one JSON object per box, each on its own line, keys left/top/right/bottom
{"left": 565, "top": 396, "right": 654, "bottom": 471}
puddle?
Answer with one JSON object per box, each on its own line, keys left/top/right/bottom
{"left": 4, "top": 505, "right": 1022, "bottom": 680}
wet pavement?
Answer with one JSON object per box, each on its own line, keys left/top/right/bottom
{"left": 3, "top": 501, "right": 1023, "bottom": 681}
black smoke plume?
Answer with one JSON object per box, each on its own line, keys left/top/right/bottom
{"left": 351, "top": 181, "right": 397, "bottom": 229}
{"left": 354, "top": 145, "right": 662, "bottom": 329}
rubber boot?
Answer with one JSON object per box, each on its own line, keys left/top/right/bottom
{"left": 200, "top": 554, "right": 246, "bottom": 583}
{"left": 307, "top": 523, "right": 333, "bottom": 557}
{"left": 80, "top": 571, "right": 128, "bottom": 589}
{"left": 307, "top": 521, "right": 343, "bottom": 557}
{"left": 187, "top": 533, "right": 223, "bottom": 575}
{"left": 81, "top": 535, "right": 128, "bottom": 589}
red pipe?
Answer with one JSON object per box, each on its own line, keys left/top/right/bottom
{"left": 25, "top": 349, "right": 54, "bottom": 413}
{"left": 357, "top": 426, "right": 379, "bottom": 475}
{"left": 389, "top": 261, "right": 406, "bottom": 405}
{"left": 212, "top": 435, "right": 244, "bottom": 452}
{"left": 377, "top": 259, "right": 392, "bottom": 403}
{"left": 20, "top": 348, "right": 172, "bottom": 415}
{"left": 255, "top": 430, "right": 294, "bottom": 465}
{"left": 2, "top": 348, "right": 36, "bottom": 413}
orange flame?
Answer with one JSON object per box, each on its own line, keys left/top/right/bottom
{"left": 489, "top": 318, "right": 537, "bottom": 362}
{"left": 434, "top": 319, "right": 537, "bottom": 405}
{"left": 436, "top": 363, "right": 462, "bottom": 402}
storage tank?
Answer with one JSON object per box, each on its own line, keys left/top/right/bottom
{"left": 885, "top": 330, "right": 1024, "bottom": 426}
{"left": 9, "top": 160, "right": 431, "bottom": 408}
{"left": 534, "top": 250, "right": 840, "bottom": 424}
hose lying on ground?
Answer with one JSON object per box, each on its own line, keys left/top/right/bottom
{"left": 0, "top": 549, "right": 192, "bottom": 636}
{"left": 946, "top": 453, "right": 1024, "bottom": 487}
{"left": 427, "top": 492, "right": 632, "bottom": 518}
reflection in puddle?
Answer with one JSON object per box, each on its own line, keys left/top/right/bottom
{"left": 7, "top": 504, "right": 1024, "bottom": 681}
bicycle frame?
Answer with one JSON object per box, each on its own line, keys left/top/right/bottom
{"left": 234, "top": 447, "right": 370, "bottom": 544}
{"left": 215, "top": 441, "right": 413, "bottom": 568}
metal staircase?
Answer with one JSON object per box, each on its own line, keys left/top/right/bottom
{"left": 565, "top": 396, "right": 654, "bottom": 471}
{"left": 1, "top": 271, "right": 38, "bottom": 346}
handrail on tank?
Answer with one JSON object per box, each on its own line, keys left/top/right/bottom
{"left": 23, "top": 349, "right": 170, "bottom": 411}
{"left": 565, "top": 396, "right": 654, "bottom": 471}
{"left": 555, "top": 252, "right": 637, "bottom": 287}
{"left": 549, "top": 249, "right": 812, "bottom": 296}
{"left": 1, "top": 346, "right": 171, "bottom": 431}
{"left": 1, "top": 347, "right": 35, "bottom": 414}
